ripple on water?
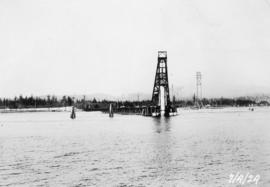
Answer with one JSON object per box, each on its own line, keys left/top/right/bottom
{"left": 54, "top": 151, "right": 80, "bottom": 158}
{"left": 0, "top": 109, "right": 270, "bottom": 186}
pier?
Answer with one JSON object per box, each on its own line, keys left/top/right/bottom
{"left": 81, "top": 51, "right": 177, "bottom": 117}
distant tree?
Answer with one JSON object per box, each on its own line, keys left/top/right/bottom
{"left": 94, "top": 104, "right": 99, "bottom": 109}
{"left": 192, "top": 94, "right": 196, "bottom": 104}
{"left": 67, "top": 96, "right": 73, "bottom": 106}
{"left": 61, "top": 96, "right": 67, "bottom": 107}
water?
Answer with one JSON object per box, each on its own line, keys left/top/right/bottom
{"left": 0, "top": 107, "right": 270, "bottom": 186}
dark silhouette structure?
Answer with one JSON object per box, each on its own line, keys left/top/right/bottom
{"left": 109, "top": 103, "right": 114, "bottom": 117}
{"left": 152, "top": 51, "right": 172, "bottom": 116}
{"left": 70, "top": 106, "right": 76, "bottom": 119}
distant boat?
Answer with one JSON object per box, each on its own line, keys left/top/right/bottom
{"left": 70, "top": 106, "right": 76, "bottom": 119}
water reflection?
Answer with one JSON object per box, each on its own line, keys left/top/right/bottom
{"left": 0, "top": 109, "right": 270, "bottom": 186}
{"left": 150, "top": 116, "right": 178, "bottom": 184}
{"left": 152, "top": 117, "right": 171, "bottom": 133}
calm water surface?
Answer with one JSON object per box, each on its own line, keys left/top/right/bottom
{"left": 0, "top": 107, "right": 270, "bottom": 187}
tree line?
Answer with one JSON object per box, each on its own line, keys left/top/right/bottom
{"left": 0, "top": 95, "right": 268, "bottom": 109}
{"left": 0, "top": 95, "right": 74, "bottom": 109}
{"left": 176, "top": 97, "right": 269, "bottom": 107}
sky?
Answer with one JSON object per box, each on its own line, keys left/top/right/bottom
{"left": 1, "top": 0, "right": 270, "bottom": 99}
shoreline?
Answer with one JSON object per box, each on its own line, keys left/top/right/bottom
{"left": 0, "top": 107, "right": 74, "bottom": 113}
{"left": 1, "top": 105, "right": 268, "bottom": 114}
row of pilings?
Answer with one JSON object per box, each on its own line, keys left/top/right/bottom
{"left": 81, "top": 103, "right": 160, "bottom": 116}
{"left": 114, "top": 105, "right": 161, "bottom": 116}
{"left": 80, "top": 102, "right": 177, "bottom": 117}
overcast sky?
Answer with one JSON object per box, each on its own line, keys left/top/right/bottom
{"left": 1, "top": 0, "right": 270, "bottom": 98}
